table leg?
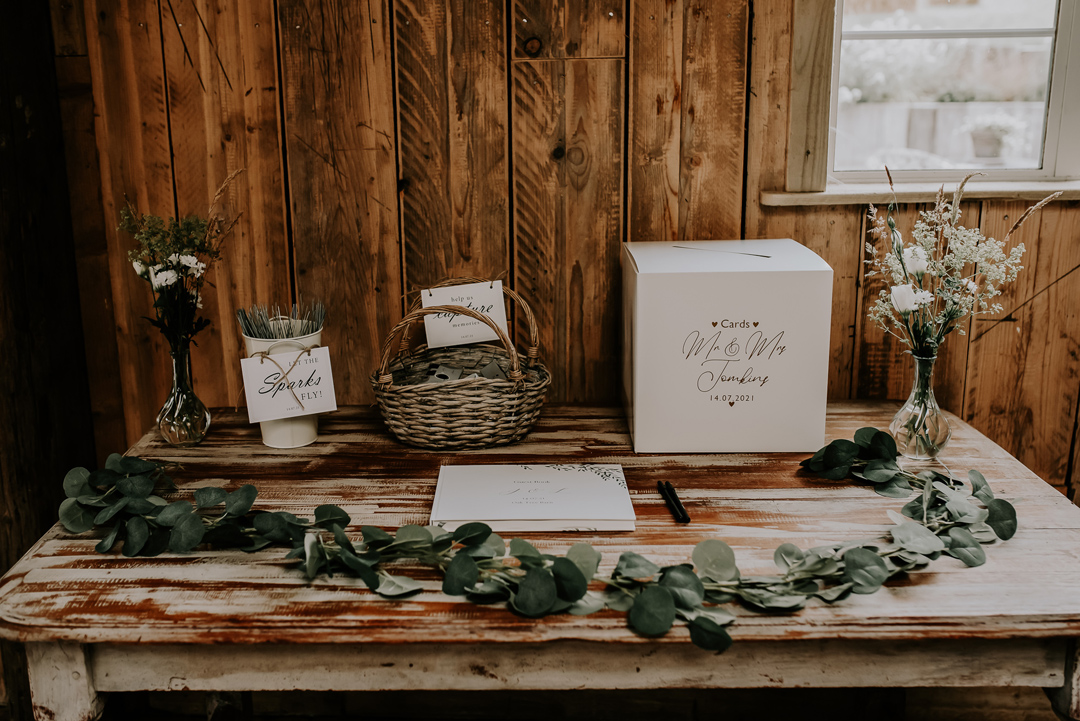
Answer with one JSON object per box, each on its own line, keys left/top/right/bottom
{"left": 25, "top": 642, "right": 104, "bottom": 721}
{"left": 1047, "top": 640, "right": 1080, "bottom": 720}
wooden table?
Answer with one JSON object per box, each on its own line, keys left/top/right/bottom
{"left": 3, "top": 402, "right": 1080, "bottom": 721}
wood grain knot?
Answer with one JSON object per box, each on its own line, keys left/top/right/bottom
{"left": 524, "top": 37, "right": 542, "bottom": 56}
{"left": 551, "top": 146, "right": 566, "bottom": 160}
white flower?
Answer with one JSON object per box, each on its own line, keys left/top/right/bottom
{"left": 132, "top": 260, "right": 147, "bottom": 278}
{"left": 903, "top": 246, "right": 929, "bottom": 276}
{"left": 174, "top": 254, "right": 206, "bottom": 277}
{"left": 890, "top": 284, "right": 918, "bottom": 314}
{"left": 151, "top": 269, "right": 179, "bottom": 290}
{"left": 189, "top": 288, "right": 203, "bottom": 309}
{"left": 966, "top": 280, "right": 979, "bottom": 293}
{"left": 913, "top": 289, "right": 934, "bottom": 306}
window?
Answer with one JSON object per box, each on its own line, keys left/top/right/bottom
{"left": 828, "top": 0, "right": 1080, "bottom": 182}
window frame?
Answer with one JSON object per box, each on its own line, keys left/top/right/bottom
{"left": 825, "top": 0, "right": 1080, "bottom": 185}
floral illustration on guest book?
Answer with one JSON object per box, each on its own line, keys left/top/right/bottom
{"left": 681, "top": 318, "right": 791, "bottom": 405}
{"left": 533, "top": 464, "right": 627, "bottom": 489}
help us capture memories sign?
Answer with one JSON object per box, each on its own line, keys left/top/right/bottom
{"left": 421, "top": 280, "right": 509, "bottom": 348}
{"left": 240, "top": 346, "right": 338, "bottom": 423}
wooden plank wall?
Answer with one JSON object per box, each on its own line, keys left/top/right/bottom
{"left": 50, "top": 0, "right": 1080, "bottom": 499}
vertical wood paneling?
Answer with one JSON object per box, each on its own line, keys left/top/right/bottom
{"left": 786, "top": 0, "right": 834, "bottom": 192}
{"left": 743, "top": 0, "right": 858, "bottom": 400}
{"left": 55, "top": 55, "right": 126, "bottom": 463}
{"left": 964, "top": 200, "right": 1080, "bottom": 493}
{"left": 279, "top": 0, "right": 402, "bottom": 404}
{"left": 677, "top": 1, "right": 747, "bottom": 239}
{"left": 162, "top": 0, "right": 291, "bottom": 408}
{"left": 395, "top": 0, "right": 509, "bottom": 290}
{"left": 513, "top": 0, "right": 625, "bottom": 59}
{"left": 628, "top": 0, "right": 682, "bottom": 242}
{"left": 50, "top": 0, "right": 89, "bottom": 56}
{"left": 513, "top": 59, "right": 623, "bottom": 402}
{"left": 84, "top": 0, "right": 177, "bottom": 444}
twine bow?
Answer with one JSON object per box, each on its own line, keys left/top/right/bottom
{"left": 251, "top": 344, "right": 320, "bottom": 410}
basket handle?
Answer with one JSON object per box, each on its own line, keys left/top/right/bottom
{"left": 400, "top": 277, "right": 541, "bottom": 363}
{"left": 376, "top": 305, "right": 525, "bottom": 389}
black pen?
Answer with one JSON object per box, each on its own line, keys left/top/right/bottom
{"left": 658, "top": 481, "right": 691, "bottom": 524}
{"left": 664, "top": 482, "right": 691, "bottom": 523}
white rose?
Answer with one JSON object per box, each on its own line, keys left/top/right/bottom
{"left": 890, "top": 284, "right": 918, "bottom": 314}
{"left": 913, "top": 289, "right": 934, "bottom": 306}
{"left": 151, "top": 269, "right": 179, "bottom": 290}
{"left": 903, "top": 246, "right": 929, "bottom": 276}
{"left": 132, "top": 260, "right": 147, "bottom": 278}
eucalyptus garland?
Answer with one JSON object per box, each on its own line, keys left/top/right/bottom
{"left": 58, "top": 427, "right": 1017, "bottom": 652}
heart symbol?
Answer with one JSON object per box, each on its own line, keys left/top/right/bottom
{"left": 728, "top": 401, "right": 735, "bottom": 407}
{"left": 752, "top": 322, "right": 759, "bottom": 327}
{"left": 711, "top": 321, "right": 717, "bottom": 327}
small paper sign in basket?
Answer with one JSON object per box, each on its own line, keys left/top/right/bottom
{"left": 369, "top": 278, "right": 551, "bottom": 450}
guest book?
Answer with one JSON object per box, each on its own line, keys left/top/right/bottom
{"left": 430, "top": 464, "right": 635, "bottom": 532}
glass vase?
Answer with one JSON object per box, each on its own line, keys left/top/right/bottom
{"left": 157, "top": 344, "right": 210, "bottom": 446}
{"left": 890, "top": 354, "right": 950, "bottom": 460}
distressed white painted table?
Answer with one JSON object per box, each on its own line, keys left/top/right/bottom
{"left": 2, "top": 403, "right": 1080, "bottom": 721}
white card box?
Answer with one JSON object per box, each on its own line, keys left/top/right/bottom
{"left": 622, "top": 239, "right": 833, "bottom": 453}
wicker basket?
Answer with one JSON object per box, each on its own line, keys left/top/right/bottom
{"left": 370, "top": 281, "right": 551, "bottom": 449}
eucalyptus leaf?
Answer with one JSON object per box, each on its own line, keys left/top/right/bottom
{"left": 123, "top": 516, "right": 150, "bottom": 557}
{"left": 169, "top": 512, "right": 206, "bottom": 553}
{"left": 814, "top": 582, "right": 854, "bottom": 603}
{"left": 891, "top": 522, "right": 946, "bottom": 555}
{"left": 969, "top": 469, "right": 994, "bottom": 504}
{"left": 361, "top": 526, "right": 394, "bottom": 549}
{"left": 304, "top": 534, "right": 322, "bottom": 579}
{"left": 105, "top": 453, "right": 126, "bottom": 473}
{"left": 986, "top": 499, "right": 1018, "bottom": 540}
{"left": 863, "top": 459, "right": 900, "bottom": 484}
{"left": 566, "top": 542, "right": 601, "bottom": 580}
{"left": 853, "top": 427, "right": 878, "bottom": 448}
{"left": 628, "top": 586, "right": 677, "bottom": 636}
{"left": 567, "top": 591, "right": 606, "bottom": 616}
{"left": 443, "top": 552, "right": 480, "bottom": 596}
{"left": 313, "top": 504, "right": 351, "bottom": 528}
{"left": 966, "top": 522, "right": 998, "bottom": 543}
{"left": 338, "top": 550, "right": 380, "bottom": 590}
{"left": 463, "top": 532, "right": 506, "bottom": 559}
{"left": 253, "top": 511, "right": 291, "bottom": 541}
{"left": 773, "top": 543, "right": 804, "bottom": 571}
{"left": 125, "top": 498, "right": 157, "bottom": 515}
{"left": 693, "top": 539, "right": 740, "bottom": 582}
{"left": 376, "top": 573, "right": 423, "bottom": 597}
{"left": 330, "top": 523, "right": 356, "bottom": 554}
{"left": 224, "top": 485, "right": 258, "bottom": 516}
{"left": 59, "top": 497, "right": 97, "bottom": 533}
{"left": 512, "top": 568, "right": 558, "bottom": 617}
{"left": 687, "top": 616, "right": 734, "bottom": 653}
{"left": 737, "top": 588, "right": 807, "bottom": 610}
{"left": 614, "top": 552, "right": 661, "bottom": 580}
{"left": 602, "top": 587, "right": 639, "bottom": 612}
{"left": 94, "top": 497, "right": 131, "bottom": 525}
{"left": 867, "top": 431, "right": 897, "bottom": 461}
{"left": 116, "top": 474, "right": 155, "bottom": 499}
{"left": 551, "top": 557, "right": 588, "bottom": 602}
{"left": 95, "top": 523, "right": 121, "bottom": 553}
{"left": 842, "top": 547, "right": 890, "bottom": 594}
{"left": 873, "top": 477, "right": 913, "bottom": 498}
{"left": 945, "top": 527, "right": 986, "bottom": 567}
{"left": 452, "top": 522, "right": 492, "bottom": 547}
{"left": 193, "top": 487, "right": 228, "bottom": 509}
{"left": 660, "top": 565, "right": 706, "bottom": 609}
{"left": 823, "top": 439, "right": 860, "bottom": 468}
{"left": 63, "top": 468, "right": 92, "bottom": 499}
{"left": 509, "top": 538, "right": 541, "bottom": 559}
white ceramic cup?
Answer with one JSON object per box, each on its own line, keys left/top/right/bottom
{"left": 241, "top": 319, "right": 323, "bottom": 449}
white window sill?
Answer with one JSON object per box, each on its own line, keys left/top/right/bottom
{"left": 760, "top": 180, "right": 1080, "bottom": 207}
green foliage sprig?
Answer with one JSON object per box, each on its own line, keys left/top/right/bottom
{"left": 61, "top": 427, "right": 1017, "bottom": 652}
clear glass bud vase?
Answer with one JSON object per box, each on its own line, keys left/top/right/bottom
{"left": 890, "top": 354, "right": 950, "bottom": 460}
{"left": 157, "top": 344, "right": 210, "bottom": 446}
